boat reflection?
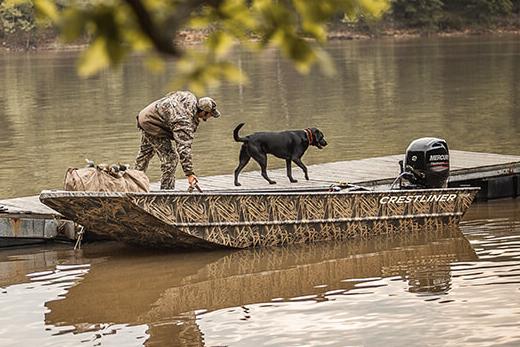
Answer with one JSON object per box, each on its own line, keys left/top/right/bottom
{"left": 45, "top": 228, "right": 477, "bottom": 345}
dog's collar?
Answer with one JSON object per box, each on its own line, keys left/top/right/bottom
{"left": 304, "top": 128, "right": 314, "bottom": 146}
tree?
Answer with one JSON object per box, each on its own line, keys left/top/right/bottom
{"left": 444, "top": 0, "right": 512, "bottom": 24}
{"left": 1, "top": 0, "right": 35, "bottom": 36}
{"left": 513, "top": 0, "right": 520, "bottom": 13}
{"left": 34, "top": 0, "right": 389, "bottom": 94}
{"left": 390, "top": 0, "right": 444, "bottom": 29}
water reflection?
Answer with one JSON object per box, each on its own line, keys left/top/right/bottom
{"left": 41, "top": 228, "right": 475, "bottom": 346}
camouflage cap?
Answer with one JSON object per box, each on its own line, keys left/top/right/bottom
{"left": 197, "top": 97, "right": 221, "bottom": 118}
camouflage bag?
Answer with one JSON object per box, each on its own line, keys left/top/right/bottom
{"left": 64, "top": 166, "right": 150, "bottom": 192}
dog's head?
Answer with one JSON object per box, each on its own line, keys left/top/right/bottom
{"left": 310, "top": 128, "right": 328, "bottom": 149}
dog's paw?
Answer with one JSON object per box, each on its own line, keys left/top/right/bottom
{"left": 290, "top": 179, "right": 298, "bottom": 183}
{"left": 269, "top": 181, "right": 277, "bottom": 185}
{"left": 234, "top": 182, "right": 242, "bottom": 187}
{"left": 305, "top": 176, "right": 309, "bottom": 181}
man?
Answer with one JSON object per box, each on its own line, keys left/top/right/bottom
{"left": 134, "top": 91, "right": 221, "bottom": 190}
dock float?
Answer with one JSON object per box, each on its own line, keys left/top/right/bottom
{"left": 1, "top": 150, "right": 519, "bottom": 246}
{"left": 0, "top": 195, "right": 62, "bottom": 247}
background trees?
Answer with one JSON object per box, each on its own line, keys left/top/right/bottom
{"left": 1, "top": 0, "right": 519, "bottom": 91}
{"left": 0, "top": 0, "right": 36, "bottom": 48}
{"left": 390, "top": 0, "right": 444, "bottom": 29}
{"left": 394, "top": 0, "right": 514, "bottom": 29}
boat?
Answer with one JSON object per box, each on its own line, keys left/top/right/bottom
{"left": 39, "top": 186, "right": 479, "bottom": 249}
{"left": 38, "top": 137, "right": 479, "bottom": 249}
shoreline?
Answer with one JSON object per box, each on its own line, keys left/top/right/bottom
{"left": 2, "top": 26, "right": 520, "bottom": 53}
{"left": 328, "top": 27, "right": 520, "bottom": 40}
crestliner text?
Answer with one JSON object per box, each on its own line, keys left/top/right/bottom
{"left": 379, "top": 194, "right": 457, "bottom": 204}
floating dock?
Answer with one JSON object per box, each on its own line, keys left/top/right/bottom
{"left": 1, "top": 150, "right": 519, "bottom": 246}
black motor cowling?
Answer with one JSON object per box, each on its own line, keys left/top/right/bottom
{"left": 400, "top": 137, "right": 450, "bottom": 188}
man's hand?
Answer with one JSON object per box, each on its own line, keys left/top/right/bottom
{"left": 187, "top": 174, "right": 198, "bottom": 187}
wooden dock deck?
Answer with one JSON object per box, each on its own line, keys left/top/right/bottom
{"left": 150, "top": 150, "right": 520, "bottom": 194}
{"left": 1, "top": 150, "right": 519, "bottom": 245}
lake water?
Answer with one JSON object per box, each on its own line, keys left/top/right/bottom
{"left": 0, "top": 36, "right": 520, "bottom": 346}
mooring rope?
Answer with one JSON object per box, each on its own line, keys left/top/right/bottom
{"left": 74, "top": 225, "right": 85, "bottom": 250}
{"left": 307, "top": 178, "right": 372, "bottom": 191}
{"left": 389, "top": 172, "right": 409, "bottom": 190}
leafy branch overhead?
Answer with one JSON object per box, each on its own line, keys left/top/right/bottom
{"left": 34, "top": 0, "right": 389, "bottom": 94}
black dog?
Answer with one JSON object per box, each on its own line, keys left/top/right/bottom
{"left": 233, "top": 123, "right": 327, "bottom": 186}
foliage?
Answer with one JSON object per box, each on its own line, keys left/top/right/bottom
{"left": 390, "top": 0, "right": 444, "bottom": 29}
{"left": 390, "top": 0, "right": 514, "bottom": 29}
{"left": 444, "top": 0, "right": 513, "bottom": 24}
{"left": 0, "top": 0, "right": 35, "bottom": 35}
{"left": 513, "top": 0, "right": 520, "bottom": 13}
{"left": 33, "top": 0, "right": 390, "bottom": 94}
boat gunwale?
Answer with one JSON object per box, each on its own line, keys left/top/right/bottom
{"left": 40, "top": 186, "right": 480, "bottom": 198}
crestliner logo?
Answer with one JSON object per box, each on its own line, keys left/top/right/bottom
{"left": 430, "top": 154, "right": 449, "bottom": 161}
{"left": 380, "top": 194, "right": 457, "bottom": 204}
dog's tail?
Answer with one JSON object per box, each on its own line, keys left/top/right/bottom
{"left": 233, "top": 123, "right": 247, "bottom": 142}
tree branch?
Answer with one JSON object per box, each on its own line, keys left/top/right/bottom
{"left": 123, "top": 0, "right": 224, "bottom": 57}
{"left": 123, "top": 0, "right": 181, "bottom": 56}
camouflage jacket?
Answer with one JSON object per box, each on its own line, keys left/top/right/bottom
{"left": 137, "top": 91, "right": 200, "bottom": 176}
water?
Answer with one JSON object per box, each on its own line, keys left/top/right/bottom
{"left": 1, "top": 36, "right": 520, "bottom": 346}
{"left": 0, "top": 200, "right": 519, "bottom": 346}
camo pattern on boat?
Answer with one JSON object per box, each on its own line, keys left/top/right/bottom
{"left": 39, "top": 188, "right": 479, "bottom": 249}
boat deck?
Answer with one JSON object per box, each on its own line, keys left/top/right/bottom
{"left": 1, "top": 150, "right": 519, "bottom": 244}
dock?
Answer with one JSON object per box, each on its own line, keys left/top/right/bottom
{"left": 1, "top": 150, "right": 519, "bottom": 246}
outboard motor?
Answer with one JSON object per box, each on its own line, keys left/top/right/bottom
{"left": 399, "top": 137, "right": 450, "bottom": 189}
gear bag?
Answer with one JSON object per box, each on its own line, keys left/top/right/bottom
{"left": 64, "top": 167, "right": 150, "bottom": 192}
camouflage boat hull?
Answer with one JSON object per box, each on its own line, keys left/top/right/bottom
{"left": 39, "top": 187, "right": 479, "bottom": 249}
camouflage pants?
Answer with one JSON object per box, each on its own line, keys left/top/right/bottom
{"left": 134, "top": 131, "right": 179, "bottom": 190}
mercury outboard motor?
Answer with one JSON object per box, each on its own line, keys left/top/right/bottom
{"left": 399, "top": 137, "right": 450, "bottom": 189}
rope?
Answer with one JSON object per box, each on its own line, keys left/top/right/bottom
{"left": 307, "top": 177, "right": 346, "bottom": 185}
{"left": 307, "top": 178, "right": 372, "bottom": 191}
{"left": 390, "top": 172, "right": 408, "bottom": 190}
{"left": 74, "top": 225, "right": 85, "bottom": 250}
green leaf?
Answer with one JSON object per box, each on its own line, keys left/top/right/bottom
{"left": 359, "top": 0, "right": 390, "bottom": 18}
{"left": 315, "top": 47, "right": 336, "bottom": 77}
{"left": 218, "top": 62, "right": 248, "bottom": 83}
{"left": 77, "top": 37, "right": 110, "bottom": 77}
{"left": 301, "top": 21, "right": 327, "bottom": 42}
{"left": 124, "top": 29, "right": 153, "bottom": 52}
{"left": 34, "top": 0, "right": 58, "bottom": 22}
{"left": 59, "top": 8, "right": 88, "bottom": 41}
{"left": 207, "top": 31, "right": 235, "bottom": 58}
{"left": 144, "top": 55, "right": 165, "bottom": 72}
